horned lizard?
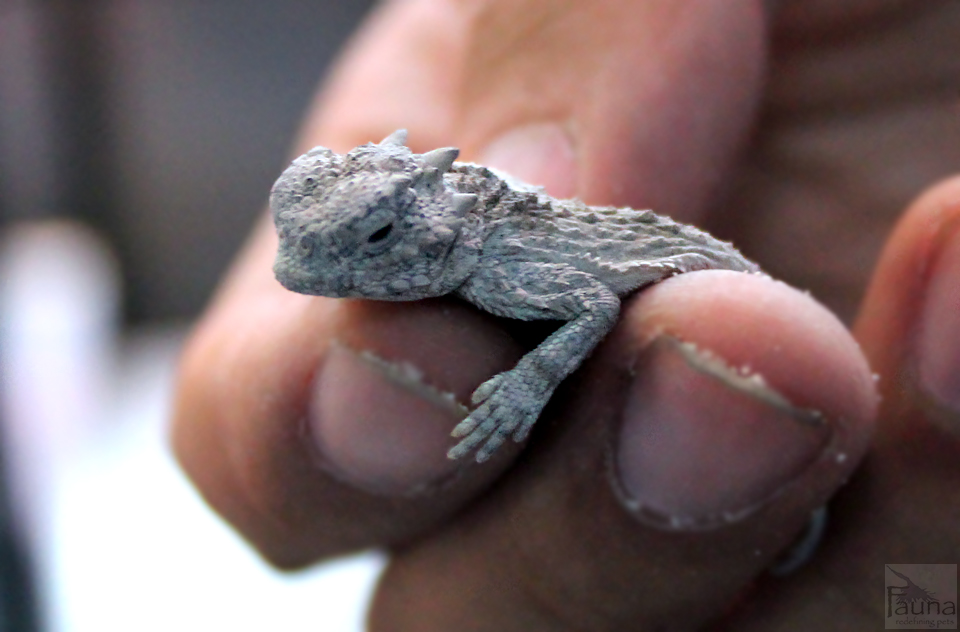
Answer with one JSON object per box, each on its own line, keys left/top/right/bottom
{"left": 271, "top": 129, "right": 760, "bottom": 462}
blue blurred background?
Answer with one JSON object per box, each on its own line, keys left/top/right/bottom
{"left": 0, "top": 2, "right": 386, "bottom": 630}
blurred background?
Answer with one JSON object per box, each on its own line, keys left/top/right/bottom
{"left": 0, "top": 1, "right": 385, "bottom": 630}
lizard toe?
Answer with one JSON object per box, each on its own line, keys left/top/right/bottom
{"left": 450, "top": 414, "right": 481, "bottom": 439}
{"left": 447, "top": 399, "right": 500, "bottom": 459}
{"left": 471, "top": 373, "right": 505, "bottom": 405}
{"left": 476, "top": 413, "right": 524, "bottom": 462}
{"left": 511, "top": 410, "right": 539, "bottom": 443}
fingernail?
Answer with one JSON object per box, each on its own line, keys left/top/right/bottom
{"left": 917, "top": 230, "right": 960, "bottom": 412}
{"left": 476, "top": 122, "right": 577, "bottom": 199}
{"left": 309, "top": 342, "right": 466, "bottom": 495}
{"left": 616, "top": 336, "right": 832, "bottom": 530}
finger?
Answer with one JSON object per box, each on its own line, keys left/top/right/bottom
{"left": 173, "top": 0, "right": 769, "bottom": 570}
{"left": 314, "top": 0, "right": 767, "bottom": 217}
{"left": 370, "top": 271, "right": 878, "bottom": 632}
{"left": 173, "top": 2, "right": 520, "bottom": 568}
{"left": 724, "top": 177, "right": 960, "bottom": 628}
{"left": 856, "top": 175, "right": 960, "bottom": 422}
{"left": 177, "top": 275, "right": 547, "bottom": 567}
{"left": 299, "top": 0, "right": 467, "bottom": 154}
{"left": 457, "top": 0, "right": 766, "bottom": 218}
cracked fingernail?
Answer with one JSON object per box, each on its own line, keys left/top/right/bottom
{"left": 616, "top": 336, "right": 832, "bottom": 530}
{"left": 477, "top": 122, "right": 577, "bottom": 199}
{"left": 917, "top": 229, "right": 960, "bottom": 412}
{"left": 309, "top": 342, "right": 466, "bottom": 495}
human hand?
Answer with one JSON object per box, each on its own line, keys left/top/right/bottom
{"left": 173, "top": 1, "right": 960, "bottom": 629}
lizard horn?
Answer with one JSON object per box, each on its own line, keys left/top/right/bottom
{"left": 452, "top": 193, "right": 477, "bottom": 217}
{"left": 380, "top": 129, "right": 408, "bottom": 146}
{"left": 387, "top": 174, "right": 413, "bottom": 195}
{"left": 422, "top": 147, "right": 459, "bottom": 173}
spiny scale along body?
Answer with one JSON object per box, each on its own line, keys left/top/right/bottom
{"left": 271, "top": 129, "right": 760, "bottom": 462}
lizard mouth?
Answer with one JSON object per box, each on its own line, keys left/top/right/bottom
{"left": 272, "top": 252, "right": 338, "bottom": 297}
{"left": 276, "top": 273, "right": 352, "bottom": 297}
{"left": 274, "top": 269, "right": 315, "bottom": 295}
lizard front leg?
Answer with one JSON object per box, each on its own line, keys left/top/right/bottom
{"left": 450, "top": 263, "right": 621, "bottom": 462}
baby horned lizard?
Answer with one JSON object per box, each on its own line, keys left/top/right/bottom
{"left": 271, "top": 130, "right": 759, "bottom": 462}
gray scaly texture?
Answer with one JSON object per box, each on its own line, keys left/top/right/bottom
{"left": 271, "top": 129, "right": 761, "bottom": 462}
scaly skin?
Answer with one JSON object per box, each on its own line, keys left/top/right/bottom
{"left": 271, "top": 130, "right": 760, "bottom": 462}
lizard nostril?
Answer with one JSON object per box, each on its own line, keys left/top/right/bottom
{"left": 297, "top": 232, "right": 320, "bottom": 257}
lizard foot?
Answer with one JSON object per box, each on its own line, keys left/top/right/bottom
{"left": 447, "top": 370, "right": 549, "bottom": 462}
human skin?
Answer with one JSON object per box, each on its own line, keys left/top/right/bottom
{"left": 173, "top": 1, "right": 960, "bottom": 630}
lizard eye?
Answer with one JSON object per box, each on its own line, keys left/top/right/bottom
{"left": 367, "top": 223, "right": 393, "bottom": 244}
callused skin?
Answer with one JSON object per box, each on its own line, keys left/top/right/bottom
{"left": 271, "top": 130, "right": 760, "bottom": 462}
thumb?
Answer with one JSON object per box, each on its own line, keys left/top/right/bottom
{"left": 313, "top": 0, "right": 767, "bottom": 217}
{"left": 456, "top": 0, "right": 766, "bottom": 217}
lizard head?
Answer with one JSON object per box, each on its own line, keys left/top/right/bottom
{"left": 270, "top": 130, "right": 480, "bottom": 300}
